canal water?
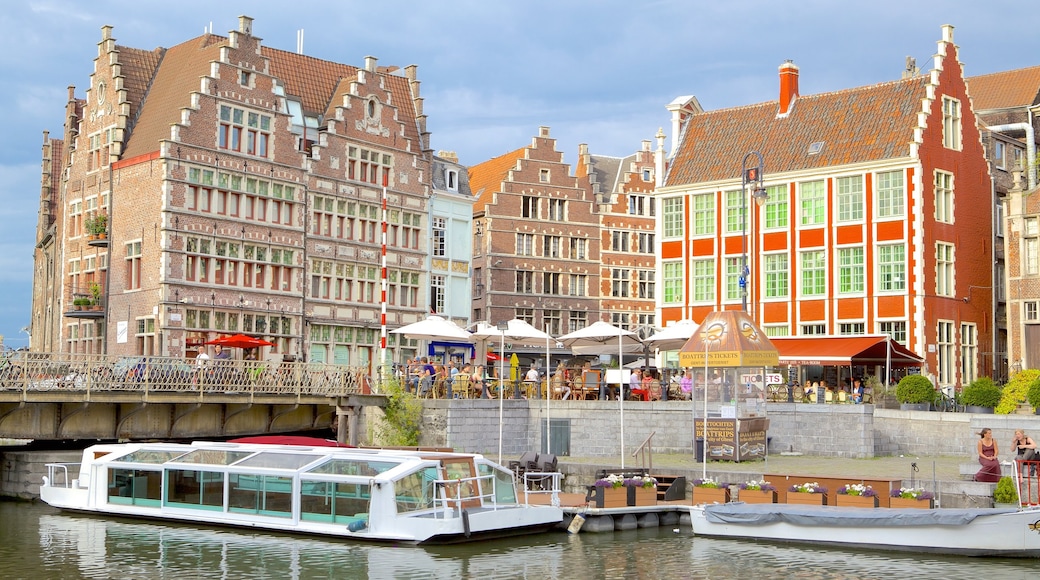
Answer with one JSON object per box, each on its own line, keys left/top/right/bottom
{"left": 1, "top": 501, "right": 1035, "bottom": 579}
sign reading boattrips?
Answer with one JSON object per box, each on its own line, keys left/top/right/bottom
{"left": 695, "top": 417, "right": 769, "bottom": 462}
{"left": 678, "top": 310, "right": 779, "bottom": 368}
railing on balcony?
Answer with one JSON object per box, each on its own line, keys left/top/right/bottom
{"left": 64, "top": 283, "right": 106, "bottom": 319}
{"left": 0, "top": 352, "right": 370, "bottom": 398}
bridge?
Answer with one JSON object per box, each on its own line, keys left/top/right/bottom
{"left": 0, "top": 352, "right": 385, "bottom": 445}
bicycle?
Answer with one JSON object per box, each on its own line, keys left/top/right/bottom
{"left": 935, "top": 390, "right": 959, "bottom": 412}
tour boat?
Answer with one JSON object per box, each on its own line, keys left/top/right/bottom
{"left": 689, "top": 502, "right": 1040, "bottom": 557}
{"left": 40, "top": 439, "right": 562, "bottom": 544}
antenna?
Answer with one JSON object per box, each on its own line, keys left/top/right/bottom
{"left": 297, "top": 29, "right": 304, "bottom": 54}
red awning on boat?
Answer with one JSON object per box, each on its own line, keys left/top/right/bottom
{"left": 769, "top": 336, "right": 924, "bottom": 367}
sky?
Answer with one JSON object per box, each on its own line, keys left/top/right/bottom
{"left": 1, "top": 0, "right": 1039, "bottom": 350}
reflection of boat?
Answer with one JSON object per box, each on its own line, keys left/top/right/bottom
{"left": 40, "top": 440, "right": 562, "bottom": 545}
{"left": 690, "top": 503, "right": 1040, "bottom": 557}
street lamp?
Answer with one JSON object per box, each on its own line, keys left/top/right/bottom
{"left": 740, "top": 151, "right": 768, "bottom": 318}
{"left": 497, "top": 321, "right": 508, "bottom": 465}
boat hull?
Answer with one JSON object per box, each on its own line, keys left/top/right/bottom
{"left": 690, "top": 503, "right": 1040, "bottom": 557}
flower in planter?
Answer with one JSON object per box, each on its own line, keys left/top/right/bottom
{"left": 789, "top": 482, "right": 827, "bottom": 494}
{"left": 693, "top": 477, "right": 724, "bottom": 488}
{"left": 739, "top": 480, "right": 776, "bottom": 491}
{"left": 624, "top": 475, "right": 658, "bottom": 489}
{"left": 593, "top": 474, "right": 625, "bottom": 488}
{"left": 890, "top": 487, "right": 934, "bottom": 500}
{"left": 837, "top": 484, "right": 877, "bottom": 497}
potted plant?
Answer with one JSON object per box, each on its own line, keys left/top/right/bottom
{"left": 691, "top": 477, "right": 730, "bottom": 505}
{"left": 889, "top": 487, "right": 935, "bottom": 509}
{"left": 591, "top": 474, "right": 627, "bottom": 508}
{"left": 787, "top": 481, "right": 828, "bottom": 505}
{"left": 624, "top": 475, "right": 658, "bottom": 506}
{"left": 992, "top": 476, "right": 1019, "bottom": 508}
{"left": 895, "top": 375, "right": 935, "bottom": 411}
{"left": 836, "top": 483, "right": 879, "bottom": 508}
{"left": 89, "top": 282, "right": 103, "bottom": 310}
{"left": 738, "top": 480, "right": 777, "bottom": 504}
{"left": 90, "top": 212, "right": 108, "bottom": 238}
{"left": 962, "top": 377, "right": 1002, "bottom": 414}
{"left": 84, "top": 215, "right": 97, "bottom": 240}
{"left": 72, "top": 297, "right": 90, "bottom": 311}
{"left": 1027, "top": 377, "right": 1040, "bottom": 415}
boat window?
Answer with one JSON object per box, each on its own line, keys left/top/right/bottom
{"left": 395, "top": 467, "right": 439, "bottom": 513}
{"left": 300, "top": 480, "right": 370, "bottom": 525}
{"left": 107, "top": 468, "right": 162, "bottom": 507}
{"left": 307, "top": 458, "right": 399, "bottom": 476}
{"left": 235, "top": 452, "right": 321, "bottom": 470}
{"left": 164, "top": 469, "right": 225, "bottom": 510}
{"left": 114, "top": 450, "right": 189, "bottom": 464}
{"left": 228, "top": 474, "right": 293, "bottom": 518}
{"left": 170, "top": 449, "right": 253, "bottom": 466}
{"left": 478, "top": 464, "right": 518, "bottom": 505}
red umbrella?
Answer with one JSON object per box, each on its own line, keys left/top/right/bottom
{"left": 205, "top": 334, "right": 275, "bottom": 348}
{"left": 486, "top": 352, "right": 502, "bottom": 361}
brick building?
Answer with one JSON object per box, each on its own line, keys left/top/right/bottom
{"left": 30, "top": 16, "right": 440, "bottom": 371}
{"left": 656, "top": 25, "right": 993, "bottom": 390}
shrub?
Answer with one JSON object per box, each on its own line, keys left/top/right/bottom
{"left": 1029, "top": 377, "right": 1040, "bottom": 411}
{"left": 895, "top": 375, "right": 935, "bottom": 404}
{"left": 961, "top": 377, "right": 1002, "bottom": 408}
{"left": 996, "top": 369, "right": 1040, "bottom": 414}
{"left": 993, "top": 476, "right": 1019, "bottom": 504}
{"left": 376, "top": 379, "right": 422, "bottom": 446}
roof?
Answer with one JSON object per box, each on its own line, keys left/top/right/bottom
{"left": 586, "top": 154, "right": 627, "bottom": 195}
{"left": 967, "top": 65, "right": 1040, "bottom": 111}
{"left": 468, "top": 147, "right": 525, "bottom": 209}
{"left": 667, "top": 77, "right": 927, "bottom": 185}
{"left": 114, "top": 45, "right": 164, "bottom": 129}
{"left": 769, "top": 336, "right": 924, "bottom": 367}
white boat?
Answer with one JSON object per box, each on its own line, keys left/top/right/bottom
{"left": 690, "top": 503, "right": 1040, "bottom": 557}
{"left": 40, "top": 439, "right": 562, "bottom": 544}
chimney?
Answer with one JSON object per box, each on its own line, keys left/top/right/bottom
{"left": 778, "top": 60, "right": 799, "bottom": 116}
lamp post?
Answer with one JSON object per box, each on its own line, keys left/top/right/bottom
{"left": 497, "top": 321, "right": 508, "bottom": 465}
{"left": 740, "top": 152, "right": 768, "bottom": 317}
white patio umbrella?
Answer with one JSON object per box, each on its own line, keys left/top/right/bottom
{"left": 558, "top": 321, "right": 642, "bottom": 468}
{"left": 389, "top": 315, "right": 474, "bottom": 343}
{"left": 644, "top": 319, "right": 700, "bottom": 352}
{"left": 471, "top": 319, "right": 555, "bottom": 464}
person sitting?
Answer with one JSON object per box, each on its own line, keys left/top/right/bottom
{"left": 524, "top": 364, "right": 541, "bottom": 399}
{"left": 1011, "top": 429, "right": 1038, "bottom": 476}
{"left": 974, "top": 428, "right": 1002, "bottom": 482}
{"left": 679, "top": 369, "right": 693, "bottom": 400}
{"left": 417, "top": 357, "right": 435, "bottom": 397}
{"left": 628, "top": 369, "right": 646, "bottom": 401}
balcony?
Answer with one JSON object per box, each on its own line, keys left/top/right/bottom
{"left": 64, "top": 283, "right": 107, "bottom": 319}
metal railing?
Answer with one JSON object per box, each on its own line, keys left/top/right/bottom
{"left": 433, "top": 473, "right": 498, "bottom": 516}
{"left": 522, "top": 471, "right": 562, "bottom": 507}
{"left": 0, "top": 352, "right": 369, "bottom": 398}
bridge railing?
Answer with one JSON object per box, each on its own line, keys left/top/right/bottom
{"left": 0, "top": 352, "right": 370, "bottom": 397}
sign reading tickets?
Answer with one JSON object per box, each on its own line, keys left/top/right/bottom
{"left": 695, "top": 417, "right": 769, "bottom": 462}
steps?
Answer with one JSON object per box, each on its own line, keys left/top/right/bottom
{"left": 653, "top": 474, "right": 687, "bottom": 501}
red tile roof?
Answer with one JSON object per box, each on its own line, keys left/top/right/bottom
{"left": 967, "top": 65, "right": 1040, "bottom": 111}
{"left": 469, "top": 147, "right": 526, "bottom": 210}
{"left": 114, "top": 45, "right": 164, "bottom": 129}
{"left": 666, "top": 77, "right": 927, "bottom": 185}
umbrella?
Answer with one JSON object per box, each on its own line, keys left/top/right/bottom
{"left": 558, "top": 321, "right": 642, "bottom": 468}
{"left": 205, "top": 334, "right": 275, "bottom": 348}
{"left": 644, "top": 320, "right": 700, "bottom": 351}
{"left": 389, "top": 315, "right": 473, "bottom": 343}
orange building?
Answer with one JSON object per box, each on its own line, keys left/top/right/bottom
{"left": 657, "top": 25, "right": 993, "bottom": 390}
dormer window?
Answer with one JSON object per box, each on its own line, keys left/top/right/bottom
{"left": 446, "top": 169, "right": 458, "bottom": 192}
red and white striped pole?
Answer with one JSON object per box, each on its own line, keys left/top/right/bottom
{"left": 379, "top": 183, "right": 388, "bottom": 390}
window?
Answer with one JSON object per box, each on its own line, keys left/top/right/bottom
{"left": 219, "top": 105, "right": 271, "bottom": 157}
{"left": 725, "top": 190, "right": 743, "bottom": 233}
{"left": 839, "top": 323, "right": 865, "bottom": 335}
{"left": 542, "top": 272, "right": 561, "bottom": 295}
{"left": 692, "top": 259, "right": 715, "bottom": 302}
{"left": 763, "top": 184, "right": 788, "bottom": 229}
{"left": 725, "top": 257, "right": 741, "bottom": 301}
{"left": 125, "top": 241, "right": 142, "bottom": 290}
{"left": 432, "top": 217, "right": 446, "bottom": 257}
{"left": 801, "top": 324, "right": 826, "bottom": 336}
{"left": 568, "top": 311, "right": 588, "bottom": 334}
{"left": 942, "top": 96, "right": 961, "bottom": 150}
{"left": 934, "top": 170, "right": 954, "bottom": 223}
{"left": 445, "top": 169, "right": 458, "bottom": 191}
{"left": 543, "top": 235, "right": 562, "bottom": 258}
{"left": 692, "top": 193, "right": 715, "bottom": 236}
{"left": 878, "top": 244, "right": 906, "bottom": 292}
{"left": 838, "top": 247, "right": 865, "bottom": 293}
{"left": 876, "top": 170, "right": 905, "bottom": 218}
{"left": 879, "top": 321, "right": 908, "bottom": 345}
{"left": 347, "top": 146, "right": 392, "bottom": 186}
{"left": 516, "top": 233, "right": 535, "bottom": 256}
{"left": 995, "top": 202, "right": 1005, "bottom": 238}
{"left": 764, "top": 325, "right": 790, "bottom": 337}
{"left": 801, "top": 250, "right": 826, "bottom": 296}
{"left": 611, "top": 231, "right": 630, "bottom": 252}
{"left": 637, "top": 270, "right": 655, "bottom": 299}
{"left": 1025, "top": 301, "right": 1039, "bottom": 321}
{"left": 936, "top": 242, "right": 955, "bottom": 296}
{"left": 611, "top": 312, "right": 631, "bottom": 331}
{"left": 569, "top": 274, "right": 587, "bottom": 296}
{"left": 764, "top": 253, "right": 788, "bottom": 298}
{"left": 628, "top": 195, "right": 651, "bottom": 216}
{"left": 637, "top": 232, "right": 655, "bottom": 254}
{"left": 994, "top": 141, "right": 1006, "bottom": 170}
{"left": 641, "top": 169, "right": 652, "bottom": 182}
{"left": 800, "top": 180, "right": 825, "bottom": 225}
{"left": 544, "top": 310, "right": 562, "bottom": 336}
{"left": 1026, "top": 217, "right": 1039, "bottom": 276}
{"left": 663, "top": 261, "right": 683, "bottom": 304}
{"left": 516, "top": 271, "right": 534, "bottom": 293}
{"left": 521, "top": 196, "right": 538, "bottom": 219}
{"left": 662, "top": 197, "right": 683, "bottom": 238}
{"left": 836, "top": 175, "right": 864, "bottom": 222}
{"left": 539, "top": 169, "right": 550, "bottom": 183}
{"left": 937, "top": 320, "right": 955, "bottom": 387}
{"left": 547, "top": 199, "right": 566, "bottom": 221}
{"left": 611, "top": 268, "right": 630, "bottom": 298}
{"left": 568, "top": 238, "right": 587, "bottom": 260}
{"left": 310, "top": 259, "right": 334, "bottom": 300}
{"left": 961, "top": 322, "right": 977, "bottom": 384}
{"left": 430, "top": 275, "right": 445, "bottom": 314}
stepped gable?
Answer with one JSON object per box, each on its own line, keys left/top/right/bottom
{"left": 469, "top": 147, "right": 527, "bottom": 209}
{"left": 667, "top": 77, "right": 928, "bottom": 185}
{"left": 967, "top": 64, "right": 1040, "bottom": 111}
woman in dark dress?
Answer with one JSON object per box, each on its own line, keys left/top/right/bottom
{"left": 974, "top": 428, "right": 1002, "bottom": 482}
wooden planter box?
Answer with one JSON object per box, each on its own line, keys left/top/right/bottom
{"left": 630, "top": 486, "right": 657, "bottom": 506}
{"left": 836, "top": 494, "right": 879, "bottom": 508}
{"left": 738, "top": 489, "right": 777, "bottom": 504}
{"left": 889, "top": 497, "right": 934, "bottom": 509}
{"left": 692, "top": 486, "right": 730, "bottom": 505}
{"left": 592, "top": 486, "right": 628, "bottom": 508}
{"left": 786, "top": 492, "right": 826, "bottom": 506}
